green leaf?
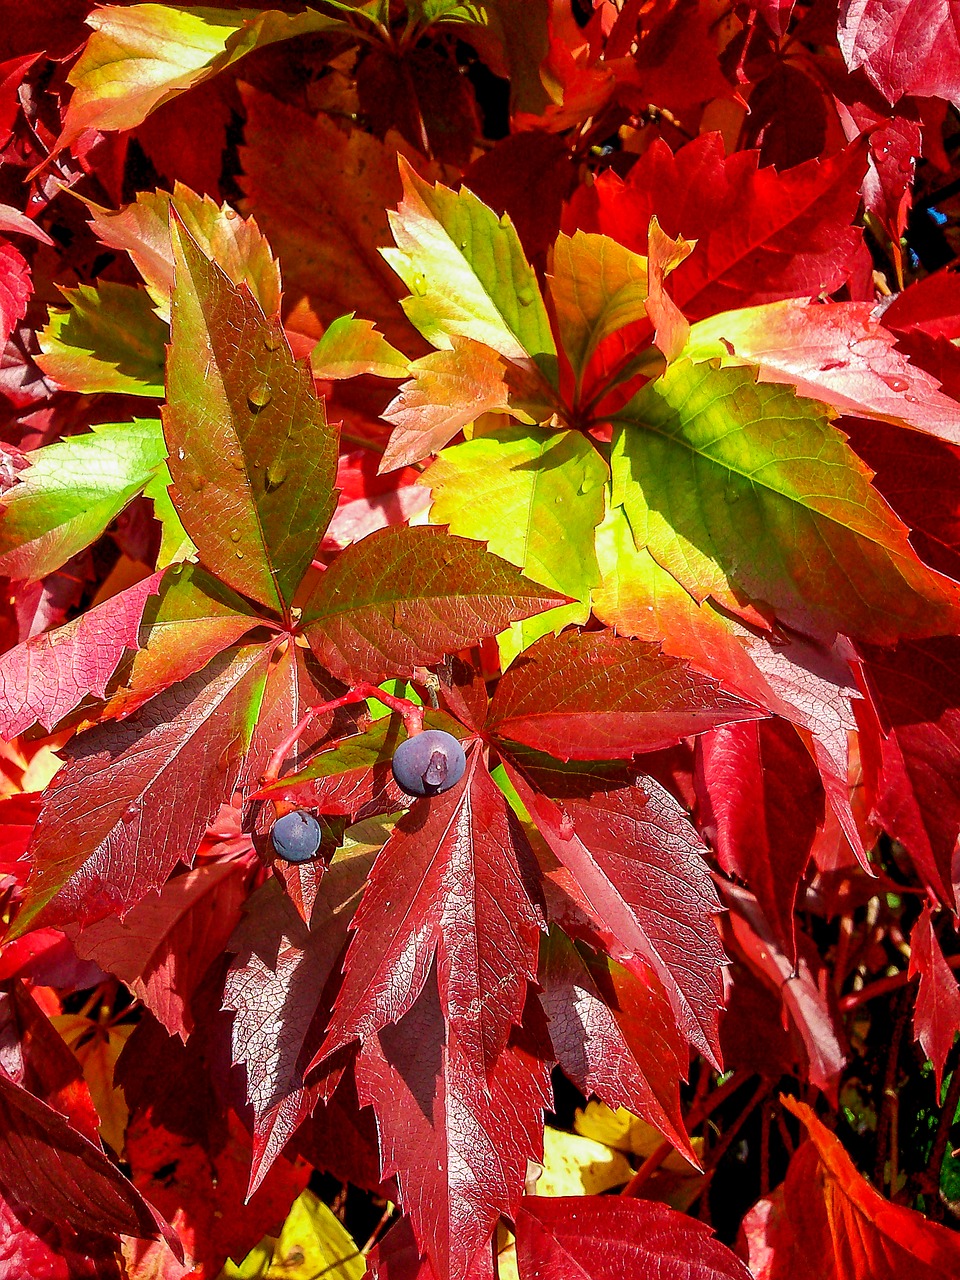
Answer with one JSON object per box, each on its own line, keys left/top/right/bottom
{"left": 423, "top": 424, "right": 608, "bottom": 600}
{"left": 81, "top": 181, "right": 281, "bottom": 322}
{"left": 309, "top": 312, "right": 409, "bottom": 380}
{"left": 0, "top": 420, "right": 167, "bottom": 583}
{"left": 36, "top": 282, "right": 166, "bottom": 397}
{"left": 219, "top": 1189, "right": 364, "bottom": 1279}
{"left": 165, "top": 218, "right": 338, "bottom": 615}
{"left": 143, "top": 465, "right": 197, "bottom": 569}
{"left": 548, "top": 231, "right": 648, "bottom": 391}
{"left": 610, "top": 359, "right": 960, "bottom": 644}
{"left": 383, "top": 160, "right": 557, "bottom": 380}
{"left": 57, "top": 4, "right": 349, "bottom": 148}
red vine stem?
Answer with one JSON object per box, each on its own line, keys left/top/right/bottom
{"left": 839, "top": 954, "right": 960, "bottom": 1012}
{"left": 261, "top": 682, "right": 424, "bottom": 785}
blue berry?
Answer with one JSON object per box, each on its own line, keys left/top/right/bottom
{"left": 391, "top": 729, "right": 466, "bottom": 797}
{"left": 270, "top": 809, "right": 322, "bottom": 862}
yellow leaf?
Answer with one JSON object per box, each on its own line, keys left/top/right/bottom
{"left": 536, "top": 1126, "right": 632, "bottom": 1197}
{"left": 51, "top": 1014, "right": 135, "bottom": 1155}
{"left": 218, "top": 1189, "right": 364, "bottom": 1280}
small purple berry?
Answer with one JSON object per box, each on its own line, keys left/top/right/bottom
{"left": 271, "top": 809, "right": 323, "bottom": 862}
{"left": 391, "top": 729, "right": 466, "bottom": 797}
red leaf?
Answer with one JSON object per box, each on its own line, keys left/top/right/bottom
{"left": 723, "top": 885, "right": 847, "bottom": 1098}
{"left": 838, "top": 0, "right": 960, "bottom": 105}
{"left": 855, "top": 637, "right": 960, "bottom": 908}
{"left": 845, "top": 418, "right": 960, "bottom": 583}
{"left": 319, "top": 747, "right": 543, "bottom": 1076}
{"left": 222, "top": 853, "right": 373, "bottom": 1194}
{"left": 489, "top": 629, "right": 761, "bottom": 761}
{"left": 697, "top": 719, "right": 823, "bottom": 963}
{"left": 355, "top": 972, "right": 552, "bottom": 1280}
{"left": 19, "top": 644, "right": 270, "bottom": 933}
{"left": 302, "top": 524, "right": 567, "bottom": 685}
{"left": 125, "top": 1108, "right": 308, "bottom": 1278}
{"left": 514, "top": 1195, "right": 752, "bottom": 1280}
{"left": 68, "top": 856, "right": 252, "bottom": 1040}
{"left": 565, "top": 134, "right": 867, "bottom": 322}
{"left": 0, "top": 240, "right": 31, "bottom": 348}
{"left": 0, "top": 1189, "right": 122, "bottom": 1279}
{"left": 908, "top": 903, "right": 960, "bottom": 1088}
{"left": 507, "top": 759, "right": 725, "bottom": 1065}
{"left": 0, "top": 1072, "right": 178, "bottom": 1252}
{"left": 743, "top": 1097, "right": 960, "bottom": 1278}
{"left": 0, "top": 570, "right": 161, "bottom": 737}
{"left": 539, "top": 931, "right": 695, "bottom": 1162}
{"left": 687, "top": 300, "right": 960, "bottom": 445}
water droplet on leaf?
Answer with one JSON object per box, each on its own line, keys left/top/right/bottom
{"left": 229, "top": 528, "right": 242, "bottom": 543}
{"left": 186, "top": 471, "right": 205, "bottom": 492}
{"left": 263, "top": 330, "right": 282, "bottom": 352}
{"left": 517, "top": 288, "right": 534, "bottom": 308}
{"left": 230, "top": 453, "right": 245, "bottom": 471}
{"left": 882, "top": 375, "right": 909, "bottom": 392}
{"left": 724, "top": 486, "right": 741, "bottom": 504}
{"left": 121, "top": 803, "right": 138, "bottom": 824}
{"left": 265, "top": 461, "right": 287, "bottom": 491}
{"left": 248, "top": 382, "right": 272, "bottom": 410}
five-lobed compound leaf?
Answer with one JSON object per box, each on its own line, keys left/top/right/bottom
{"left": 36, "top": 282, "right": 167, "bottom": 397}
{"left": 301, "top": 524, "right": 568, "bottom": 683}
{"left": 165, "top": 217, "right": 338, "bottom": 615}
{"left": 318, "top": 745, "right": 543, "bottom": 1076}
{"left": 489, "top": 628, "right": 761, "bottom": 761}
{"left": 16, "top": 643, "right": 270, "bottom": 936}
{"left": 515, "top": 1195, "right": 753, "bottom": 1280}
{"left": 56, "top": 4, "right": 349, "bottom": 150}
{"left": 0, "top": 570, "right": 162, "bottom": 738}
{"left": 83, "top": 181, "right": 281, "bottom": 322}
{"left": 383, "top": 159, "right": 558, "bottom": 379}
{"left": 683, "top": 300, "right": 960, "bottom": 446}
{"left": 611, "top": 359, "right": 960, "bottom": 644}
{"left": 424, "top": 425, "right": 608, "bottom": 600}
{"left": 0, "top": 419, "right": 167, "bottom": 583}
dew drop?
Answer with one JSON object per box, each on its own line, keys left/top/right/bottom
{"left": 517, "top": 287, "right": 534, "bottom": 308}
{"left": 263, "top": 330, "right": 282, "bottom": 352}
{"left": 554, "top": 494, "right": 564, "bottom": 505}
{"left": 724, "top": 486, "right": 741, "bottom": 504}
{"left": 265, "top": 461, "right": 287, "bottom": 491}
{"left": 229, "top": 528, "right": 242, "bottom": 543}
{"left": 230, "top": 453, "right": 245, "bottom": 471}
{"left": 634, "top": 788, "right": 649, "bottom": 806}
{"left": 121, "top": 803, "right": 138, "bottom": 824}
{"left": 904, "top": 393, "right": 920, "bottom": 404}
{"left": 186, "top": 470, "right": 206, "bottom": 492}
{"left": 235, "top": 550, "right": 244, "bottom": 559}
{"left": 248, "top": 382, "right": 273, "bottom": 410}
{"left": 882, "top": 375, "right": 909, "bottom": 392}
